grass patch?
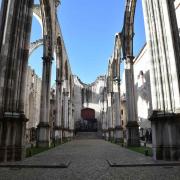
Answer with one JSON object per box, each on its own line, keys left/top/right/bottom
{"left": 26, "top": 147, "right": 50, "bottom": 157}
{"left": 26, "top": 141, "right": 66, "bottom": 157}
{"left": 127, "top": 146, "right": 153, "bottom": 157}
{"left": 109, "top": 138, "right": 124, "bottom": 146}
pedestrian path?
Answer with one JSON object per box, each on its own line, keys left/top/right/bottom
{"left": 0, "top": 139, "right": 180, "bottom": 180}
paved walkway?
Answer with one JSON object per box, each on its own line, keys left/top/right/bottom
{"left": 0, "top": 139, "right": 180, "bottom": 180}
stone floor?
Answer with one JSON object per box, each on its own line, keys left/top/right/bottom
{"left": 0, "top": 139, "right": 180, "bottom": 180}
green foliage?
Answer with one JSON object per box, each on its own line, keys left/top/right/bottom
{"left": 26, "top": 146, "right": 50, "bottom": 157}
{"left": 127, "top": 146, "right": 153, "bottom": 157}
{"left": 26, "top": 140, "right": 68, "bottom": 157}
{"left": 109, "top": 138, "right": 124, "bottom": 147}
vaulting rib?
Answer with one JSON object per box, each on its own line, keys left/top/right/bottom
{"left": 32, "top": 4, "right": 43, "bottom": 29}
{"left": 114, "top": 33, "right": 122, "bottom": 77}
{"left": 29, "top": 39, "right": 43, "bottom": 56}
{"left": 122, "top": 0, "right": 137, "bottom": 58}
{"left": 33, "top": 4, "right": 42, "bottom": 19}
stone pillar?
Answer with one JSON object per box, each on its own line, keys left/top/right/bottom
{"left": 141, "top": 0, "right": 157, "bottom": 111}
{"left": 105, "top": 130, "right": 109, "bottom": 141}
{"left": 0, "top": 0, "right": 34, "bottom": 162}
{"left": 150, "top": 111, "right": 180, "bottom": 160}
{"left": 54, "top": 80, "right": 63, "bottom": 143}
{"left": 104, "top": 103, "right": 109, "bottom": 141}
{"left": 101, "top": 95, "right": 108, "bottom": 140}
{"left": 125, "top": 56, "right": 140, "bottom": 146}
{"left": 107, "top": 93, "right": 114, "bottom": 141}
{"left": 71, "top": 106, "right": 75, "bottom": 138}
{"left": 113, "top": 81, "right": 123, "bottom": 143}
{"left": 68, "top": 101, "right": 73, "bottom": 139}
{"left": 142, "top": 0, "right": 180, "bottom": 160}
{"left": 101, "top": 110, "right": 106, "bottom": 139}
{"left": 55, "top": 36, "right": 63, "bottom": 143}
{"left": 63, "top": 88, "right": 69, "bottom": 141}
{"left": 37, "top": 56, "right": 53, "bottom": 147}
{"left": 69, "top": 82, "right": 74, "bottom": 137}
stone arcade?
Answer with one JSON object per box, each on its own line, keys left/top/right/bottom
{"left": 0, "top": 0, "right": 180, "bottom": 162}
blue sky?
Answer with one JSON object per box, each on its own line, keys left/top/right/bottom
{"left": 29, "top": 0, "right": 146, "bottom": 84}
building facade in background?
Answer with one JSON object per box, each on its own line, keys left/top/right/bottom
{"left": 73, "top": 75, "right": 106, "bottom": 132}
{"left": 24, "top": 66, "right": 41, "bottom": 145}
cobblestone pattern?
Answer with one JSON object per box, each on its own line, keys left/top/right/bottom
{"left": 0, "top": 139, "right": 180, "bottom": 180}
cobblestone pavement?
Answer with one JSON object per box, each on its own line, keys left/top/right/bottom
{"left": 0, "top": 139, "right": 180, "bottom": 180}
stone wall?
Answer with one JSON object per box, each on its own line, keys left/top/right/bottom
{"left": 73, "top": 75, "right": 106, "bottom": 129}
{"left": 133, "top": 44, "right": 152, "bottom": 136}
{"left": 24, "top": 66, "right": 41, "bottom": 144}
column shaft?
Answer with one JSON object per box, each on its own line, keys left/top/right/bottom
{"left": 125, "top": 57, "right": 140, "bottom": 146}
{"left": 54, "top": 81, "right": 63, "bottom": 142}
{"left": 37, "top": 56, "right": 53, "bottom": 147}
{"left": 0, "top": 0, "right": 34, "bottom": 162}
{"left": 143, "top": 0, "right": 180, "bottom": 160}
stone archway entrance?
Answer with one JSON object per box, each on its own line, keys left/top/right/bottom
{"left": 76, "top": 108, "right": 97, "bottom": 132}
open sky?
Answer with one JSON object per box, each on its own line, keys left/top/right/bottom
{"left": 29, "top": 0, "right": 146, "bottom": 84}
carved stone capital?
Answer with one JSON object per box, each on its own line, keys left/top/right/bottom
{"left": 149, "top": 110, "right": 180, "bottom": 122}
{"left": 55, "top": 0, "right": 61, "bottom": 7}
{"left": 108, "top": 127, "right": 114, "bottom": 131}
{"left": 125, "top": 55, "right": 134, "bottom": 64}
{"left": 42, "top": 56, "right": 54, "bottom": 64}
{"left": 126, "top": 121, "right": 139, "bottom": 128}
{"left": 37, "top": 122, "right": 50, "bottom": 128}
{"left": 63, "top": 91, "right": 69, "bottom": 96}
{"left": 56, "top": 79, "right": 62, "bottom": 85}
{"left": 54, "top": 126, "right": 63, "bottom": 130}
{"left": 1, "top": 112, "right": 28, "bottom": 122}
{"left": 115, "top": 125, "right": 123, "bottom": 130}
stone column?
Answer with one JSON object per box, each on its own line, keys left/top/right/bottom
{"left": 142, "top": 0, "right": 180, "bottom": 160}
{"left": 0, "top": 0, "right": 34, "bottom": 162}
{"left": 70, "top": 106, "right": 75, "bottom": 138}
{"left": 113, "top": 80, "right": 123, "bottom": 143}
{"left": 125, "top": 56, "right": 140, "bottom": 147}
{"left": 63, "top": 88, "right": 69, "bottom": 141}
{"left": 107, "top": 93, "right": 114, "bottom": 141}
{"left": 102, "top": 96, "right": 108, "bottom": 140}
{"left": 141, "top": 0, "right": 157, "bottom": 111}
{"left": 101, "top": 110, "right": 105, "bottom": 138}
{"left": 54, "top": 80, "right": 63, "bottom": 143}
{"left": 68, "top": 101, "right": 73, "bottom": 139}
{"left": 37, "top": 56, "right": 53, "bottom": 147}
{"left": 54, "top": 36, "right": 63, "bottom": 143}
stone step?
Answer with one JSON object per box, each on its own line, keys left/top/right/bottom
{"left": 75, "top": 132, "right": 102, "bottom": 140}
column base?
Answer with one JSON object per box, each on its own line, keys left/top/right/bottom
{"left": 0, "top": 112, "right": 27, "bottom": 162}
{"left": 102, "top": 129, "right": 106, "bottom": 139}
{"left": 54, "top": 126, "right": 63, "bottom": 144}
{"left": 104, "top": 130, "right": 109, "bottom": 141}
{"left": 108, "top": 128, "right": 114, "bottom": 142}
{"left": 37, "top": 122, "right": 50, "bottom": 148}
{"left": 114, "top": 126, "right": 123, "bottom": 143}
{"left": 69, "top": 129, "right": 74, "bottom": 139}
{"left": 150, "top": 111, "right": 180, "bottom": 161}
{"left": 126, "top": 121, "right": 140, "bottom": 147}
{"left": 62, "top": 128, "right": 70, "bottom": 142}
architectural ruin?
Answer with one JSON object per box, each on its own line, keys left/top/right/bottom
{"left": 0, "top": 0, "right": 180, "bottom": 162}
